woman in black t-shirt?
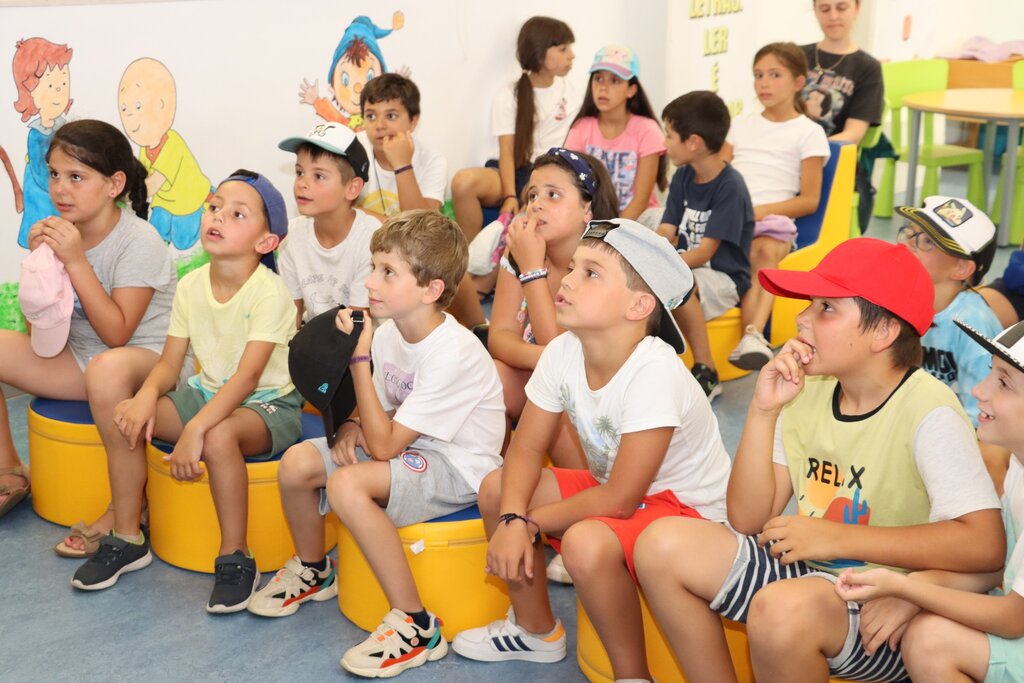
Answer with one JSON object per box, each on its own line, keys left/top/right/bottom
{"left": 800, "top": 0, "right": 883, "bottom": 145}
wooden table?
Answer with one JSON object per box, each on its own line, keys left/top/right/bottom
{"left": 903, "top": 89, "right": 1024, "bottom": 244}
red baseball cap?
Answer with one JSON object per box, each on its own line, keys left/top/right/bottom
{"left": 758, "top": 237, "right": 935, "bottom": 336}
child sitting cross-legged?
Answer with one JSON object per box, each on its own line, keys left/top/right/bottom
{"left": 72, "top": 171, "right": 302, "bottom": 614}
{"left": 834, "top": 319, "right": 1024, "bottom": 683}
{"left": 633, "top": 237, "right": 1004, "bottom": 682}
{"left": 249, "top": 210, "right": 505, "bottom": 678}
{"left": 452, "top": 219, "right": 731, "bottom": 683}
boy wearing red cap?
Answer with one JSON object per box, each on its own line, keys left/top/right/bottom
{"left": 633, "top": 237, "right": 1004, "bottom": 682}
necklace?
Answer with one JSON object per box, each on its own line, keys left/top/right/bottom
{"left": 814, "top": 44, "right": 853, "bottom": 74}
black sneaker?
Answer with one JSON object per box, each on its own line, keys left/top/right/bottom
{"left": 691, "top": 363, "right": 723, "bottom": 401}
{"left": 206, "top": 550, "right": 260, "bottom": 614}
{"left": 71, "top": 533, "right": 152, "bottom": 591}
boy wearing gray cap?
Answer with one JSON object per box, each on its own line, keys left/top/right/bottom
{"left": 453, "top": 219, "right": 731, "bottom": 683}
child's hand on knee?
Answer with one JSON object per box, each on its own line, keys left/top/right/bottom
{"left": 164, "top": 426, "right": 204, "bottom": 481}
{"left": 114, "top": 397, "right": 156, "bottom": 450}
{"left": 486, "top": 523, "right": 535, "bottom": 583}
{"left": 858, "top": 595, "right": 919, "bottom": 656}
{"left": 330, "top": 421, "right": 363, "bottom": 466}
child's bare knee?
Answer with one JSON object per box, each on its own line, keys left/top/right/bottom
{"left": 279, "top": 444, "right": 324, "bottom": 489}
{"left": 477, "top": 469, "right": 503, "bottom": 518}
{"left": 560, "top": 521, "right": 619, "bottom": 581}
{"left": 451, "top": 169, "right": 477, "bottom": 198}
{"left": 901, "top": 613, "right": 955, "bottom": 671}
{"left": 201, "top": 424, "right": 242, "bottom": 463}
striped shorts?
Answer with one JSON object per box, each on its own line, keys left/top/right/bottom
{"left": 708, "top": 532, "right": 909, "bottom": 683}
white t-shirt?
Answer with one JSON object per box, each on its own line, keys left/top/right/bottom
{"left": 371, "top": 314, "right": 505, "bottom": 491}
{"left": 491, "top": 76, "right": 580, "bottom": 164}
{"left": 726, "top": 112, "right": 831, "bottom": 207}
{"left": 773, "top": 404, "right": 1000, "bottom": 523}
{"left": 277, "top": 210, "right": 381, "bottom": 320}
{"left": 1003, "top": 454, "right": 1024, "bottom": 597}
{"left": 356, "top": 133, "right": 448, "bottom": 217}
{"left": 526, "top": 333, "right": 730, "bottom": 521}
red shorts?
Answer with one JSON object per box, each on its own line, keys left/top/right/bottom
{"left": 546, "top": 467, "right": 703, "bottom": 581}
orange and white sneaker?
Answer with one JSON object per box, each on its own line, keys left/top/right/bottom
{"left": 340, "top": 608, "right": 447, "bottom": 678}
{"left": 452, "top": 607, "right": 566, "bottom": 663}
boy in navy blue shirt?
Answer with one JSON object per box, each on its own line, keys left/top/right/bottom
{"left": 657, "top": 91, "right": 754, "bottom": 400}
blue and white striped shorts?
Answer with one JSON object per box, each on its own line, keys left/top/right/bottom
{"left": 709, "top": 532, "right": 909, "bottom": 683}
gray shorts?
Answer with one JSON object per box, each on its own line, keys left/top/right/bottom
{"left": 309, "top": 437, "right": 477, "bottom": 528}
{"left": 692, "top": 265, "right": 740, "bottom": 320}
{"left": 709, "top": 531, "right": 909, "bottom": 682}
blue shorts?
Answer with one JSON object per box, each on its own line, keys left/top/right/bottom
{"left": 986, "top": 632, "right": 1024, "bottom": 683}
{"left": 484, "top": 159, "right": 532, "bottom": 204}
{"left": 710, "top": 532, "right": 909, "bottom": 682}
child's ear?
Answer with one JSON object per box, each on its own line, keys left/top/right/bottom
{"left": 626, "top": 291, "right": 658, "bottom": 324}
{"left": 108, "top": 170, "right": 127, "bottom": 199}
{"left": 583, "top": 201, "right": 593, "bottom": 223}
{"left": 953, "top": 258, "right": 977, "bottom": 284}
{"left": 870, "top": 316, "right": 902, "bottom": 353}
{"left": 346, "top": 176, "right": 365, "bottom": 201}
{"left": 627, "top": 83, "right": 639, "bottom": 100}
{"left": 422, "top": 278, "right": 445, "bottom": 305}
{"left": 255, "top": 232, "right": 281, "bottom": 257}
{"left": 795, "top": 73, "right": 807, "bottom": 91}
{"left": 408, "top": 114, "right": 420, "bottom": 133}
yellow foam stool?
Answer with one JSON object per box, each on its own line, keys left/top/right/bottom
{"left": 145, "top": 413, "right": 337, "bottom": 573}
{"left": 336, "top": 505, "right": 510, "bottom": 641}
{"left": 577, "top": 595, "right": 754, "bottom": 683}
{"left": 578, "top": 597, "right": 850, "bottom": 683}
{"left": 679, "top": 307, "right": 751, "bottom": 382}
{"left": 28, "top": 398, "right": 110, "bottom": 526}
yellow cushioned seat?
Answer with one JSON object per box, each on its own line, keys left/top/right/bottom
{"left": 145, "top": 412, "right": 336, "bottom": 573}
{"left": 336, "top": 505, "right": 510, "bottom": 641}
{"left": 28, "top": 398, "right": 109, "bottom": 526}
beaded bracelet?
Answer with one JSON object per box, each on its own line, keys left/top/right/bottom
{"left": 394, "top": 164, "right": 414, "bottom": 175}
{"left": 498, "top": 512, "right": 541, "bottom": 542}
{"left": 518, "top": 268, "right": 548, "bottom": 285}
{"left": 349, "top": 354, "right": 371, "bottom": 365}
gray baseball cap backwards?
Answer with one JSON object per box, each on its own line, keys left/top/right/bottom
{"left": 581, "top": 218, "right": 694, "bottom": 353}
{"left": 279, "top": 122, "right": 370, "bottom": 182}
{"left": 897, "top": 196, "right": 997, "bottom": 281}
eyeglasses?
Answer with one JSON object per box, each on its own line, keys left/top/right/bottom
{"left": 896, "top": 226, "right": 936, "bottom": 252}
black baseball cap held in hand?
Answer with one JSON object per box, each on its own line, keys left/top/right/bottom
{"left": 288, "top": 306, "right": 364, "bottom": 448}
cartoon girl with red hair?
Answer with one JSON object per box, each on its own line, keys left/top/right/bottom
{"left": 12, "top": 37, "right": 73, "bottom": 248}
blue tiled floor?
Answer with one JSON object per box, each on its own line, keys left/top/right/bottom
{"left": 4, "top": 171, "right": 1017, "bottom": 681}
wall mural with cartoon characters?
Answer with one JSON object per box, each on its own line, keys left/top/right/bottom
{"left": 118, "top": 58, "right": 212, "bottom": 259}
{"left": 299, "top": 12, "right": 404, "bottom": 132}
{"left": 0, "top": 1, "right": 675, "bottom": 333}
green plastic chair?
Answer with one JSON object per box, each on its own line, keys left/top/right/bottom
{"left": 990, "top": 60, "right": 1024, "bottom": 244}
{"left": 873, "top": 59, "right": 986, "bottom": 218}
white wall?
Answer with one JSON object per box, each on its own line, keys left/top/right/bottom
{"left": 0, "top": 0, "right": 1020, "bottom": 292}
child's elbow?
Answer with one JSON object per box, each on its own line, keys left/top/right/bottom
{"left": 727, "top": 510, "right": 764, "bottom": 537}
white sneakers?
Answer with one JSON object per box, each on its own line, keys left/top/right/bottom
{"left": 729, "top": 325, "right": 774, "bottom": 371}
{"left": 452, "top": 607, "right": 567, "bottom": 663}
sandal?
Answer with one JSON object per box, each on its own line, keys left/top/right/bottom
{"left": 54, "top": 521, "right": 104, "bottom": 558}
{"left": 53, "top": 502, "right": 149, "bottom": 558}
{"left": 0, "top": 465, "right": 29, "bottom": 520}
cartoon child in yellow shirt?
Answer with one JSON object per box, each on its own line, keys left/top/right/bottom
{"left": 118, "top": 57, "right": 212, "bottom": 251}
